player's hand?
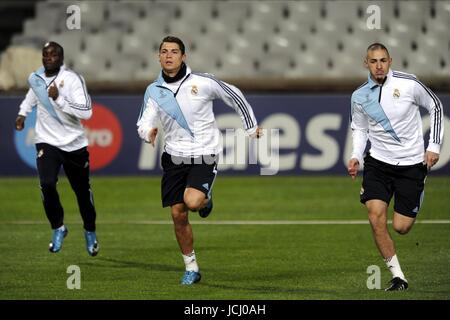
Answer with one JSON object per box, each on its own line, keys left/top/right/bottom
{"left": 424, "top": 150, "right": 439, "bottom": 171}
{"left": 15, "top": 115, "right": 26, "bottom": 131}
{"left": 347, "top": 158, "right": 360, "bottom": 180}
{"left": 48, "top": 82, "right": 59, "bottom": 100}
{"left": 148, "top": 128, "right": 158, "bottom": 147}
{"left": 251, "top": 126, "right": 263, "bottom": 139}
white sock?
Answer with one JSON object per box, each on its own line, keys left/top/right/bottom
{"left": 182, "top": 250, "right": 199, "bottom": 272}
{"left": 384, "top": 254, "right": 407, "bottom": 281}
{"left": 56, "top": 225, "right": 65, "bottom": 231}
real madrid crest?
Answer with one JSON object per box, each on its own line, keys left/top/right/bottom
{"left": 191, "top": 85, "right": 198, "bottom": 95}
{"left": 59, "top": 80, "right": 64, "bottom": 88}
{"left": 393, "top": 88, "right": 400, "bottom": 99}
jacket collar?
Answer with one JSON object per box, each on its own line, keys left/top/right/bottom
{"left": 156, "top": 64, "right": 192, "bottom": 86}
{"left": 368, "top": 68, "right": 392, "bottom": 89}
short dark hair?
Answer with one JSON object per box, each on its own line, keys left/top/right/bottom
{"left": 159, "top": 36, "right": 185, "bottom": 54}
{"left": 366, "top": 42, "right": 390, "bottom": 57}
{"left": 43, "top": 41, "right": 64, "bottom": 58}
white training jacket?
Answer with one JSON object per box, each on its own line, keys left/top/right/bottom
{"left": 18, "top": 65, "right": 92, "bottom": 152}
{"left": 350, "top": 69, "right": 444, "bottom": 166}
{"left": 137, "top": 65, "right": 258, "bottom": 157}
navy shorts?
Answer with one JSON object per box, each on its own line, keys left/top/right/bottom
{"left": 161, "top": 152, "right": 218, "bottom": 207}
{"left": 360, "top": 154, "right": 428, "bottom": 217}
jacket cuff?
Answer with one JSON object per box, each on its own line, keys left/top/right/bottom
{"left": 427, "top": 143, "right": 441, "bottom": 154}
{"left": 246, "top": 126, "right": 257, "bottom": 136}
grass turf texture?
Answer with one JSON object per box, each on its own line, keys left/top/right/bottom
{"left": 0, "top": 176, "right": 449, "bottom": 299}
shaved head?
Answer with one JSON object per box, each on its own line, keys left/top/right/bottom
{"left": 366, "top": 42, "right": 390, "bottom": 58}
{"left": 43, "top": 41, "right": 64, "bottom": 59}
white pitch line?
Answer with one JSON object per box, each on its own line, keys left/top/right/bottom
{"left": 1, "top": 220, "right": 450, "bottom": 225}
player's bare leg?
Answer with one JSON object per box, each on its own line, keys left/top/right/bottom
{"left": 366, "top": 200, "right": 408, "bottom": 290}
{"left": 392, "top": 212, "right": 416, "bottom": 235}
{"left": 183, "top": 188, "right": 208, "bottom": 211}
{"left": 184, "top": 187, "right": 212, "bottom": 218}
{"left": 171, "top": 203, "right": 193, "bottom": 255}
{"left": 170, "top": 202, "right": 201, "bottom": 284}
{"left": 366, "top": 200, "right": 395, "bottom": 258}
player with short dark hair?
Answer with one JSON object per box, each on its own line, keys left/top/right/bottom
{"left": 137, "top": 36, "right": 262, "bottom": 285}
{"left": 348, "top": 43, "right": 444, "bottom": 291}
{"left": 15, "top": 41, "right": 99, "bottom": 256}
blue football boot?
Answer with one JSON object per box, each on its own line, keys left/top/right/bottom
{"left": 84, "top": 231, "right": 99, "bottom": 256}
{"left": 181, "top": 271, "right": 202, "bottom": 285}
{"left": 49, "top": 227, "right": 68, "bottom": 253}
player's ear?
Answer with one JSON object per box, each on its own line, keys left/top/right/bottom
{"left": 363, "top": 58, "right": 369, "bottom": 69}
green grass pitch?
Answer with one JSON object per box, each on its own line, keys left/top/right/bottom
{"left": 0, "top": 176, "right": 449, "bottom": 299}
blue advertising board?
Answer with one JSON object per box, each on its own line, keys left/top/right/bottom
{"left": 1, "top": 94, "right": 449, "bottom": 176}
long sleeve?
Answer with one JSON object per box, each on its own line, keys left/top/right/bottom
{"left": 52, "top": 75, "right": 92, "bottom": 120}
{"left": 414, "top": 80, "right": 444, "bottom": 154}
{"left": 208, "top": 76, "right": 258, "bottom": 135}
{"left": 137, "top": 94, "right": 159, "bottom": 143}
{"left": 18, "top": 88, "right": 37, "bottom": 116}
{"left": 350, "top": 100, "right": 369, "bottom": 163}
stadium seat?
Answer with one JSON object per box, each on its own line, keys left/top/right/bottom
{"left": 190, "top": 34, "right": 229, "bottom": 59}
{"left": 120, "top": 33, "right": 158, "bottom": 59}
{"left": 70, "top": 52, "right": 106, "bottom": 81}
{"left": 436, "top": 55, "right": 450, "bottom": 77}
{"left": 134, "top": 57, "right": 161, "bottom": 82}
{"left": 131, "top": 19, "right": 168, "bottom": 45}
{"left": 213, "top": 1, "right": 250, "bottom": 26}
{"left": 398, "top": 50, "right": 439, "bottom": 77}
{"left": 285, "top": 1, "right": 322, "bottom": 24}
{"left": 34, "top": 1, "right": 65, "bottom": 33}
{"left": 257, "top": 52, "right": 292, "bottom": 77}
{"left": 48, "top": 32, "right": 83, "bottom": 59}
{"left": 82, "top": 32, "right": 120, "bottom": 60}
{"left": 104, "top": 1, "right": 141, "bottom": 32}
{"left": 324, "top": 0, "right": 363, "bottom": 27}
{"left": 396, "top": 0, "right": 430, "bottom": 24}
{"left": 276, "top": 19, "right": 309, "bottom": 47}
{"left": 10, "top": 34, "right": 46, "bottom": 49}
{"left": 434, "top": 0, "right": 450, "bottom": 21}
{"left": 214, "top": 53, "right": 259, "bottom": 79}
{"left": 265, "top": 35, "right": 294, "bottom": 56}
{"left": 200, "top": 19, "right": 234, "bottom": 39}
{"left": 249, "top": 1, "right": 286, "bottom": 25}
{"left": 22, "top": 19, "right": 51, "bottom": 39}
{"left": 239, "top": 19, "right": 276, "bottom": 45}
{"left": 285, "top": 52, "right": 328, "bottom": 78}
{"left": 324, "top": 52, "right": 368, "bottom": 79}
{"left": 415, "top": 34, "right": 449, "bottom": 60}
{"left": 188, "top": 50, "right": 220, "bottom": 74}
{"left": 96, "top": 57, "right": 138, "bottom": 82}
{"left": 226, "top": 34, "right": 265, "bottom": 61}
{"left": 165, "top": 19, "right": 204, "bottom": 50}
{"left": 174, "top": 1, "right": 214, "bottom": 25}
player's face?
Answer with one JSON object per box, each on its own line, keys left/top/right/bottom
{"left": 159, "top": 42, "right": 186, "bottom": 76}
{"left": 42, "top": 45, "right": 63, "bottom": 74}
{"left": 365, "top": 49, "right": 392, "bottom": 84}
